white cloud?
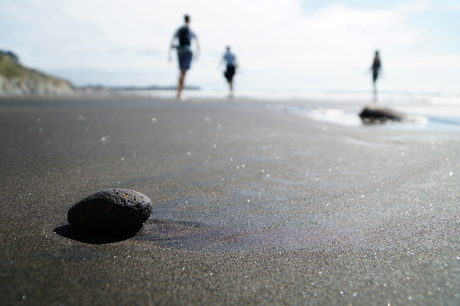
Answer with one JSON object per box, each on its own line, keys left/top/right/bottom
{"left": 396, "top": 0, "right": 431, "bottom": 13}
{"left": 1, "top": 0, "right": 459, "bottom": 92}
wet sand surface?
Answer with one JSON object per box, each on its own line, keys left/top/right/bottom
{"left": 2, "top": 96, "right": 460, "bottom": 305}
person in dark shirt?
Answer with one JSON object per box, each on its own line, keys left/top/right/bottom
{"left": 370, "top": 50, "right": 381, "bottom": 101}
{"left": 168, "top": 15, "right": 200, "bottom": 100}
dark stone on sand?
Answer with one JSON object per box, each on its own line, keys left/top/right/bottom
{"left": 359, "top": 104, "right": 405, "bottom": 124}
{"left": 68, "top": 188, "right": 153, "bottom": 232}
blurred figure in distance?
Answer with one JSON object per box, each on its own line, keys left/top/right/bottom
{"left": 168, "top": 14, "right": 200, "bottom": 101}
{"left": 220, "top": 46, "right": 239, "bottom": 98}
{"left": 370, "top": 50, "right": 381, "bottom": 101}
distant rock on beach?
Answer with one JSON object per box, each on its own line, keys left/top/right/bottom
{"left": 359, "top": 104, "right": 405, "bottom": 124}
{"left": 0, "top": 50, "right": 78, "bottom": 97}
{"left": 68, "top": 189, "right": 153, "bottom": 232}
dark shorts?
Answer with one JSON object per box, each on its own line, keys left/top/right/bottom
{"left": 224, "top": 65, "right": 236, "bottom": 82}
{"left": 177, "top": 50, "right": 193, "bottom": 70}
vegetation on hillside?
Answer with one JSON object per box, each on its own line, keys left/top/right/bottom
{"left": 0, "top": 53, "right": 58, "bottom": 81}
{"left": 0, "top": 51, "right": 77, "bottom": 95}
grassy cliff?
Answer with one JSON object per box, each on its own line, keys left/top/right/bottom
{"left": 0, "top": 53, "right": 77, "bottom": 96}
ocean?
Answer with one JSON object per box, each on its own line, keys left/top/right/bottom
{"left": 124, "top": 89, "right": 460, "bottom": 132}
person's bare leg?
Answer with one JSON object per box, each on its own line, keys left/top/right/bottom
{"left": 373, "top": 82, "right": 377, "bottom": 102}
{"left": 177, "top": 69, "right": 187, "bottom": 100}
{"left": 229, "top": 81, "right": 233, "bottom": 98}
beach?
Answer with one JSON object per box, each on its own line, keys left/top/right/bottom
{"left": 2, "top": 95, "right": 460, "bottom": 305}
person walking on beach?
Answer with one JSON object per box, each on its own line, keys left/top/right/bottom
{"left": 168, "top": 15, "right": 200, "bottom": 100}
{"left": 370, "top": 50, "right": 381, "bottom": 101}
{"left": 220, "top": 46, "right": 238, "bottom": 98}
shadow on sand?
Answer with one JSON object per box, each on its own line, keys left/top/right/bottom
{"left": 54, "top": 224, "right": 142, "bottom": 245}
{"left": 54, "top": 219, "right": 246, "bottom": 250}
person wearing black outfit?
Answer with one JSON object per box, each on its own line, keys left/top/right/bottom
{"left": 370, "top": 50, "right": 381, "bottom": 101}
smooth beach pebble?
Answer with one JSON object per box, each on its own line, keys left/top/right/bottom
{"left": 68, "top": 189, "right": 153, "bottom": 232}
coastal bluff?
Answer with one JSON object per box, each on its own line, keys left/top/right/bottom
{"left": 0, "top": 51, "right": 77, "bottom": 97}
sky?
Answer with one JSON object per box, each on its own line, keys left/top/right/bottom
{"left": 1, "top": 0, "right": 460, "bottom": 93}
